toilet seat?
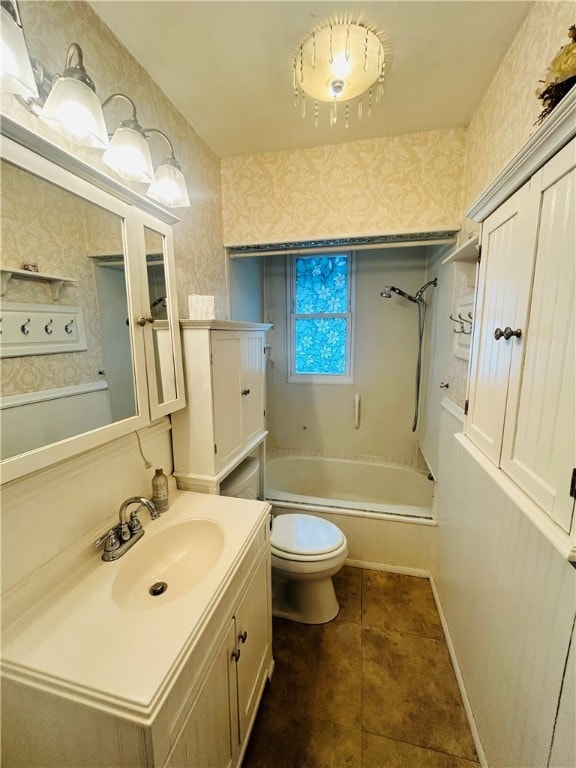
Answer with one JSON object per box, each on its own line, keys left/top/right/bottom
{"left": 271, "top": 514, "right": 345, "bottom": 559}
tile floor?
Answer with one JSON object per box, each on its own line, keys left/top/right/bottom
{"left": 242, "top": 567, "right": 479, "bottom": 768}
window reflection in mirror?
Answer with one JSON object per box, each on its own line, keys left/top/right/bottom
{"left": 144, "top": 227, "right": 177, "bottom": 406}
{"left": 0, "top": 159, "right": 136, "bottom": 461}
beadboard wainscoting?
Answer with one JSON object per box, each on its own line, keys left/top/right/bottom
{"left": 432, "top": 399, "right": 576, "bottom": 768}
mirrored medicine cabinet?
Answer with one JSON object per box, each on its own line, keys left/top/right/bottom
{"left": 0, "top": 119, "right": 185, "bottom": 484}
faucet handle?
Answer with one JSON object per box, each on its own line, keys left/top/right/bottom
{"left": 129, "top": 510, "right": 143, "bottom": 535}
{"left": 95, "top": 529, "right": 120, "bottom": 552}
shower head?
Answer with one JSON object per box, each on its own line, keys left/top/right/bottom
{"left": 380, "top": 285, "right": 411, "bottom": 300}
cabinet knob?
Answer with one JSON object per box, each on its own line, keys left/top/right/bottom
{"left": 495, "top": 326, "right": 522, "bottom": 340}
{"left": 238, "top": 630, "right": 248, "bottom": 644}
{"left": 231, "top": 648, "right": 241, "bottom": 662}
{"left": 241, "top": 388, "right": 251, "bottom": 396}
{"left": 503, "top": 326, "right": 522, "bottom": 340}
{"left": 136, "top": 315, "right": 155, "bottom": 327}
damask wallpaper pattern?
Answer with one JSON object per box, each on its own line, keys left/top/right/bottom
{"left": 1, "top": 161, "right": 114, "bottom": 396}
{"left": 221, "top": 128, "right": 466, "bottom": 246}
{"left": 1, "top": 1, "right": 226, "bottom": 320}
{"left": 463, "top": 0, "right": 575, "bottom": 212}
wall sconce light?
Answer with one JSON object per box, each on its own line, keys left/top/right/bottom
{"left": 145, "top": 129, "right": 190, "bottom": 208}
{"left": 101, "top": 93, "right": 154, "bottom": 183}
{"left": 0, "top": 0, "right": 38, "bottom": 97}
{"left": 1, "top": 4, "right": 189, "bottom": 208}
{"left": 39, "top": 43, "right": 108, "bottom": 148}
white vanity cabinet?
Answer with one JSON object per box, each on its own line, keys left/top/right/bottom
{"left": 172, "top": 321, "right": 271, "bottom": 493}
{"left": 166, "top": 554, "right": 271, "bottom": 768}
{"left": 1, "top": 492, "right": 274, "bottom": 768}
{"left": 466, "top": 117, "right": 575, "bottom": 556}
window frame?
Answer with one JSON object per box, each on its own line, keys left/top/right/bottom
{"left": 287, "top": 251, "right": 355, "bottom": 384}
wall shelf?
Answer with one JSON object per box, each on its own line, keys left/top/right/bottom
{"left": 442, "top": 236, "right": 479, "bottom": 265}
{"left": 0, "top": 268, "right": 77, "bottom": 301}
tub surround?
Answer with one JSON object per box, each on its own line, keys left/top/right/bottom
{"left": 2, "top": 490, "right": 273, "bottom": 767}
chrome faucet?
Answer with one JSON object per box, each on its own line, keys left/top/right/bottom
{"left": 95, "top": 496, "right": 159, "bottom": 562}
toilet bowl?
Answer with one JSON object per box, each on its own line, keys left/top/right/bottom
{"left": 270, "top": 513, "right": 348, "bottom": 624}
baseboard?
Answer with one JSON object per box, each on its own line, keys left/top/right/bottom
{"left": 345, "top": 558, "right": 429, "bottom": 578}
{"left": 429, "top": 575, "right": 487, "bottom": 768}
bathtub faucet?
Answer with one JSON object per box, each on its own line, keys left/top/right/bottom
{"left": 95, "top": 496, "right": 159, "bottom": 562}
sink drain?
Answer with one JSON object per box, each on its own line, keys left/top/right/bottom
{"left": 149, "top": 581, "right": 168, "bottom": 596}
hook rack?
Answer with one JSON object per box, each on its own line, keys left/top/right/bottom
{"left": 450, "top": 312, "right": 473, "bottom": 335}
{"left": 0, "top": 302, "right": 86, "bottom": 358}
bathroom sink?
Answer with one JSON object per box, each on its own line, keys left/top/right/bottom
{"left": 112, "top": 519, "right": 226, "bottom": 610}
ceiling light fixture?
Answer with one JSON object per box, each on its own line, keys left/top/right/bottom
{"left": 145, "top": 129, "right": 190, "bottom": 208}
{"left": 39, "top": 43, "right": 109, "bottom": 148}
{"left": 293, "top": 22, "right": 387, "bottom": 127}
{"left": 0, "top": 0, "right": 38, "bottom": 97}
{"left": 101, "top": 93, "right": 154, "bottom": 183}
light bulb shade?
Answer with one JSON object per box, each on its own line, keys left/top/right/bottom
{"left": 147, "top": 162, "right": 190, "bottom": 208}
{"left": 0, "top": 5, "right": 38, "bottom": 97}
{"left": 40, "top": 76, "right": 108, "bottom": 148}
{"left": 297, "top": 23, "right": 384, "bottom": 103}
{"left": 102, "top": 126, "right": 154, "bottom": 183}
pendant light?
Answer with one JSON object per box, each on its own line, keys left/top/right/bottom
{"left": 39, "top": 43, "right": 108, "bottom": 149}
{"left": 101, "top": 93, "right": 154, "bottom": 183}
{"left": 0, "top": 0, "right": 38, "bottom": 97}
{"left": 145, "top": 129, "right": 190, "bottom": 208}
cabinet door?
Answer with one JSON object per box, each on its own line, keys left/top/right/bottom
{"left": 241, "top": 332, "right": 266, "bottom": 445}
{"left": 501, "top": 138, "right": 576, "bottom": 533}
{"left": 167, "top": 620, "right": 237, "bottom": 768}
{"left": 211, "top": 332, "right": 243, "bottom": 472}
{"left": 466, "top": 181, "right": 539, "bottom": 463}
{"left": 234, "top": 554, "right": 272, "bottom": 744}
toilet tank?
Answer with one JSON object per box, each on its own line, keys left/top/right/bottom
{"left": 220, "top": 457, "right": 259, "bottom": 499}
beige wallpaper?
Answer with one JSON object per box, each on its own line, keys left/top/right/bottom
{"left": 1, "top": 1, "right": 226, "bottom": 319}
{"left": 463, "top": 0, "right": 576, "bottom": 213}
{"left": 0, "top": 160, "right": 113, "bottom": 396}
{"left": 221, "top": 128, "right": 466, "bottom": 246}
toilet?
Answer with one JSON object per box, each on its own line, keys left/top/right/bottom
{"left": 270, "top": 513, "right": 348, "bottom": 624}
{"left": 220, "top": 460, "right": 348, "bottom": 624}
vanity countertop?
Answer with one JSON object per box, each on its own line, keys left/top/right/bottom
{"left": 1, "top": 490, "right": 270, "bottom": 723}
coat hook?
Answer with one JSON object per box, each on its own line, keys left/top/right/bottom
{"left": 64, "top": 319, "right": 74, "bottom": 334}
{"left": 20, "top": 318, "right": 31, "bottom": 335}
{"left": 45, "top": 319, "right": 54, "bottom": 335}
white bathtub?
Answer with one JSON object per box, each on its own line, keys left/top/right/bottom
{"left": 266, "top": 455, "right": 434, "bottom": 521}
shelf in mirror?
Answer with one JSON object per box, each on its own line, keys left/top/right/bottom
{"left": 0, "top": 267, "right": 77, "bottom": 301}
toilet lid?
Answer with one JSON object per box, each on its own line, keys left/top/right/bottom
{"left": 271, "top": 514, "right": 345, "bottom": 556}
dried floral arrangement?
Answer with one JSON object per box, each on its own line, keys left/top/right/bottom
{"left": 536, "top": 25, "right": 576, "bottom": 123}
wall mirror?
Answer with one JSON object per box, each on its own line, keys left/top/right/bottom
{"left": 0, "top": 120, "right": 184, "bottom": 484}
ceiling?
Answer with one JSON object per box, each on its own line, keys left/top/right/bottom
{"left": 89, "top": 1, "right": 533, "bottom": 158}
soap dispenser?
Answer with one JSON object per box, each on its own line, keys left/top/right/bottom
{"left": 152, "top": 468, "right": 169, "bottom": 513}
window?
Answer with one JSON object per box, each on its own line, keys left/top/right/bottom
{"left": 288, "top": 253, "right": 354, "bottom": 383}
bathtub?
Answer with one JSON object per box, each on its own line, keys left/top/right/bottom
{"left": 266, "top": 454, "right": 434, "bottom": 522}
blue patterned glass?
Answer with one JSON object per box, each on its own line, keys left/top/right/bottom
{"left": 295, "top": 256, "right": 348, "bottom": 314}
{"left": 294, "top": 318, "right": 347, "bottom": 374}
{"left": 293, "top": 254, "right": 350, "bottom": 376}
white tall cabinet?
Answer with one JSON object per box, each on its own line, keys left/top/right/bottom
{"left": 172, "top": 321, "right": 271, "bottom": 494}
{"left": 466, "top": 97, "right": 576, "bottom": 560}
